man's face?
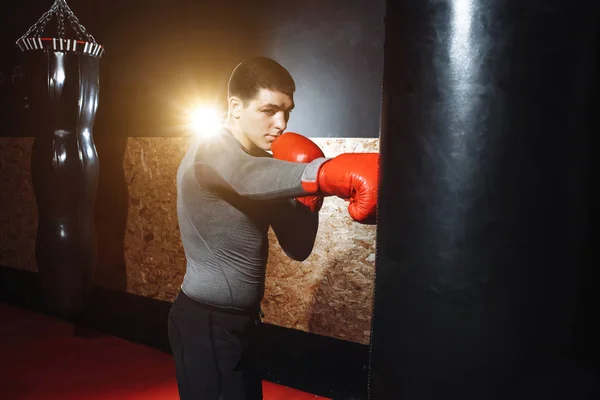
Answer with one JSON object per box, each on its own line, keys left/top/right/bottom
{"left": 235, "top": 88, "right": 294, "bottom": 151}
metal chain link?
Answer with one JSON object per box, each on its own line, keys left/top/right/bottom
{"left": 21, "top": 8, "right": 54, "bottom": 39}
{"left": 33, "top": 12, "right": 54, "bottom": 37}
{"left": 39, "top": 2, "right": 60, "bottom": 37}
{"left": 66, "top": 13, "right": 83, "bottom": 40}
{"left": 67, "top": 12, "right": 94, "bottom": 42}
{"left": 19, "top": 0, "right": 96, "bottom": 43}
{"left": 62, "top": 0, "right": 95, "bottom": 42}
{"left": 57, "top": 4, "right": 66, "bottom": 38}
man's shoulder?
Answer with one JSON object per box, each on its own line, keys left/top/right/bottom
{"left": 195, "top": 129, "right": 241, "bottom": 158}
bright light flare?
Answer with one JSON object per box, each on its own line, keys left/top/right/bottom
{"left": 187, "top": 106, "right": 222, "bottom": 137}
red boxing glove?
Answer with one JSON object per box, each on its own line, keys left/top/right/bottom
{"left": 271, "top": 132, "right": 325, "bottom": 212}
{"left": 302, "top": 153, "right": 379, "bottom": 223}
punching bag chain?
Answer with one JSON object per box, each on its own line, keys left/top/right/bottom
{"left": 18, "top": 0, "right": 96, "bottom": 44}
{"left": 16, "top": 0, "right": 104, "bottom": 58}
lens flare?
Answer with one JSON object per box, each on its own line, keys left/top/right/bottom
{"left": 188, "top": 106, "right": 222, "bottom": 137}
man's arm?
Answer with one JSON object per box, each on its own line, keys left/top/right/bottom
{"left": 270, "top": 199, "right": 319, "bottom": 261}
{"left": 188, "top": 129, "right": 379, "bottom": 224}
{"left": 192, "top": 131, "right": 325, "bottom": 201}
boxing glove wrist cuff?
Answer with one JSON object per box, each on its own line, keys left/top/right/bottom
{"left": 300, "top": 157, "right": 330, "bottom": 193}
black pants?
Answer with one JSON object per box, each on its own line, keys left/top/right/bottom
{"left": 168, "top": 291, "right": 263, "bottom": 400}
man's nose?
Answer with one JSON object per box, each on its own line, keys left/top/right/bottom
{"left": 273, "top": 112, "right": 287, "bottom": 130}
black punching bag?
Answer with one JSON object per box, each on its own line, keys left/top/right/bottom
{"left": 370, "top": 1, "right": 596, "bottom": 399}
{"left": 16, "top": 1, "right": 105, "bottom": 317}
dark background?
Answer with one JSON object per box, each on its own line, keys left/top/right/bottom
{"left": 0, "top": 0, "right": 385, "bottom": 138}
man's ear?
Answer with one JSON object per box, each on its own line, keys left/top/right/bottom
{"left": 229, "top": 96, "right": 243, "bottom": 119}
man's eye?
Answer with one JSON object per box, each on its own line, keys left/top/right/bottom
{"left": 263, "top": 110, "right": 276, "bottom": 116}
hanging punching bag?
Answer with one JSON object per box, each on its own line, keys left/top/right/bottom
{"left": 370, "top": 0, "right": 596, "bottom": 399}
{"left": 16, "top": 0, "right": 105, "bottom": 317}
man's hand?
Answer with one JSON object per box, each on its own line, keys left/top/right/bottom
{"left": 302, "top": 153, "right": 379, "bottom": 224}
{"left": 271, "top": 132, "right": 325, "bottom": 212}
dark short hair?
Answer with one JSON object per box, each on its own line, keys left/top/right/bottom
{"left": 228, "top": 57, "right": 295, "bottom": 102}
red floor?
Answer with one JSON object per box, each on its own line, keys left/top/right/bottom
{"left": 0, "top": 302, "right": 329, "bottom": 400}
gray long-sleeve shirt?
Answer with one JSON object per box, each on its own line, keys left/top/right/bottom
{"left": 176, "top": 128, "right": 324, "bottom": 314}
